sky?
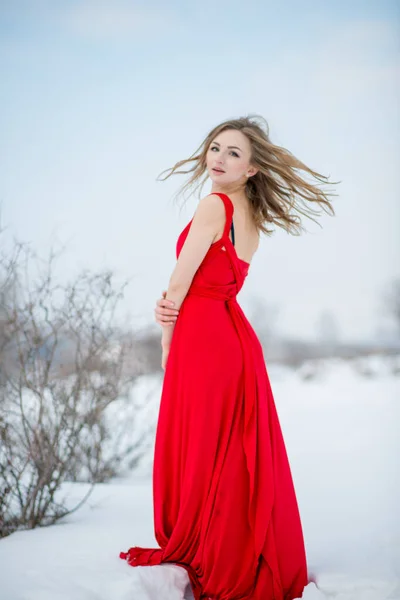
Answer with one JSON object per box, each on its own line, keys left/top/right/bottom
{"left": 0, "top": 0, "right": 399, "bottom": 342}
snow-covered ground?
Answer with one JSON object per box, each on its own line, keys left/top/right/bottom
{"left": 1, "top": 358, "right": 399, "bottom": 600}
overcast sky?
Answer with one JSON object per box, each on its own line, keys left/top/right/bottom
{"left": 1, "top": 0, "right": 399, "bottom": 342}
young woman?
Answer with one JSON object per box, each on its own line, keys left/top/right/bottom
{"left": 120, "top": 115, "right": 335, "bottom": 600}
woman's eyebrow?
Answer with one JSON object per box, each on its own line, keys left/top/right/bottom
{"left": 211, "top": 141, "right": 242, "bottom": 151}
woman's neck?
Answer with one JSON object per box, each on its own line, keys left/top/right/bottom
{"left": 210, "top": 184, "right": 248, "bottom": 209}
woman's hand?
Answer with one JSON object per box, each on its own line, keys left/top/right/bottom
{"left": 161, "top": 345, "right": 170, "bottom": 370}
{"left": 155, "top": 290, "right": 179, "bottom": 326}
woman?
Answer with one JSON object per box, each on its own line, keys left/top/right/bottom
{"left": 120, "top": 115, "right": 335, "bottom": 599}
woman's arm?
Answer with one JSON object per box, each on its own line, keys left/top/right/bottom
{"left": 161, "top": 193, "right": 225, "bottom": 350}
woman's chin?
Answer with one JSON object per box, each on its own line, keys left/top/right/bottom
{"left": 209, "top": 173, "right": 230, "bottom": 185}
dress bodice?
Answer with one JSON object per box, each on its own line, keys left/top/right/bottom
{"left": 176, "top": 192, "right": 249, "bottom": 299}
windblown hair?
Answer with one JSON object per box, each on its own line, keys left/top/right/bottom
{"left": 157, "top": 114, "right": 337, "bottom": 235}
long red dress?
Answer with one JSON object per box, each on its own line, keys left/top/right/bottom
{"left": 120, "top": 192, "right": 308, "bottom": 599}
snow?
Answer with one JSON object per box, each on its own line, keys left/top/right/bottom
{"left": 0, "top": 357, "right": 399, "bottom": 600}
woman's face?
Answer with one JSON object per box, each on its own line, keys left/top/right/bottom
{"left": 206, "top": 129, "right": 258, "bottom": 185}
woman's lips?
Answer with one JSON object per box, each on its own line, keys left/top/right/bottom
{"left": 212, "top": 168, "right": 225, "bottom": 174}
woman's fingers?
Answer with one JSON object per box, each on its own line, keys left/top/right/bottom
{"left": 156, "top": 296, "right": 179, "bottom": 316}
{"left": 155, "top": 302, "right": 179, "bottom": 316}
{"left": 154, "top": 294, "right": 179, "bottom": 326}
{"left": 156, "top": 305, "right": 179, "bottom": 316}
{"left": 154, "top": 308, "right": 178, "bottom": 325}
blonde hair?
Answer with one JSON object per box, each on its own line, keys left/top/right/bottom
{"left": 157, "top": 114, "right": 337, "bottom": 235}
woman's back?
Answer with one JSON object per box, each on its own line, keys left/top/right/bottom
{"left": 211, "top": 195, "right": 260, "bottom": 266}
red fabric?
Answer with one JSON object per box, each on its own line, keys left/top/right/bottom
{"left": 120, "top": 192, "right": 308, "bottom": 599}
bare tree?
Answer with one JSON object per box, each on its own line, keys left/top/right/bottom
{"left": 0, "top": 238, "right": 146, "bottom": 538}
{"left": 246, "top": 294, "right": 280, "bottom": 354}
{"left": 385, "top": 277, "right": 400, "bottom": 338}
{"left": 315, "top": 309, "right": 340, "bottom": 353}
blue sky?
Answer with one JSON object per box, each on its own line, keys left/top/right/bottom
{"left": 1, "top": 1, "right": 399, "bottom": 341}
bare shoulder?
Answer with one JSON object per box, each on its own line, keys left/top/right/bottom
{"left": 192, "top": 193, "right": 225, "bottom": 224}
{"left": 196, "top": 193, "right": 225, "bottom": 213}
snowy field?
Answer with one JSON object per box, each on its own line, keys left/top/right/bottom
{"left": 1, "top": 357, "right": 399, "bottom": 600}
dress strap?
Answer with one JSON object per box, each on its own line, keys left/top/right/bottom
{"left": 209, "top": 192, "right": 234, "bottom": 240}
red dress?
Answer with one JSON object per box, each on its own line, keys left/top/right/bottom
{"left": 120, "top": 192, "right": 308, "bottom": 600}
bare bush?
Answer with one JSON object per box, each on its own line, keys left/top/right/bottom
{"left": 0, "top": 238, "right": 144, "bottom": 538}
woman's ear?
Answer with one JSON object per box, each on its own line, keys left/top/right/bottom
{"left": 247, "top": 166, "right": 258, "bottom": 178}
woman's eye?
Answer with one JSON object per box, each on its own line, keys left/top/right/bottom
{"left": 210, "top": 147, "right": 239, "bottom": 158}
